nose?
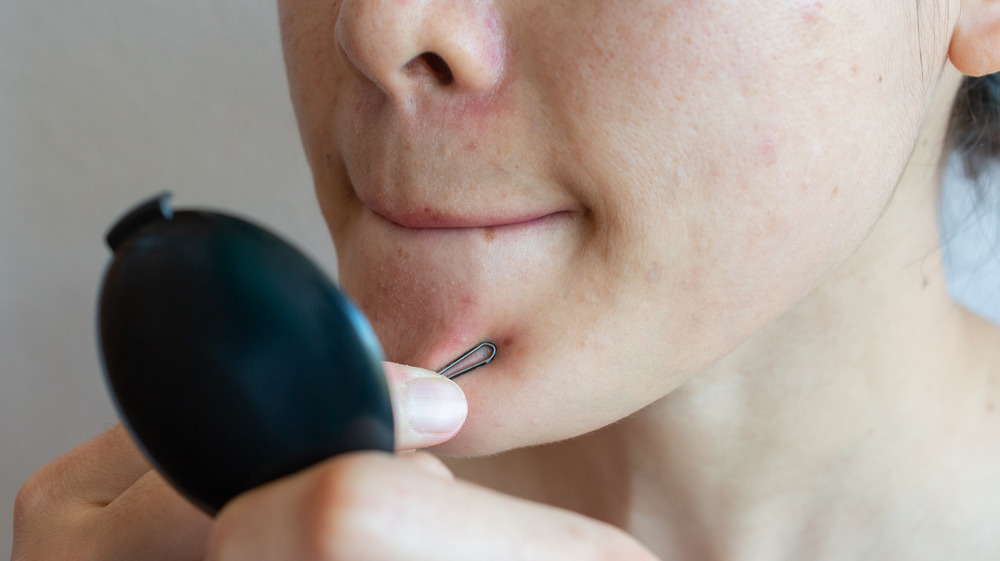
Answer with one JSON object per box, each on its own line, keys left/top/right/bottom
{"left": 335, "top": 0, "right": 506, "bottom": 98}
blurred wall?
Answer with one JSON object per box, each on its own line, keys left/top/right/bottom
{"left": 1, "top": 0, "right": 998, "bottom": 557}
{"left": 0, "top": 1, "right": 334, "bottom": 554}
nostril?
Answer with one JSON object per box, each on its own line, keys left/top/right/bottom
{"left": 413, "top": 52, "right": 455, "bottom": 86}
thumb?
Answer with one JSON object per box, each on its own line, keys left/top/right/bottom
{"left": 383, "top": 362, "right": 468, "bottom": 451}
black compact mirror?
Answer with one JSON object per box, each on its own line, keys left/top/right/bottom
{"left": 98, "top": 193, "right": 394, "bottom": 515}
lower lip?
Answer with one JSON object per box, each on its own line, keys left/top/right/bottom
{"left": 371, "top": 209, "right": 572, "bottom": 232}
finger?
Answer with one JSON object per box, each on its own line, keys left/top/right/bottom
{"left": 30, "top": 423, "right": 153, "bottom": 506}
{"left": 91, "top": 469, "right": 213, "bottom": 561}
{"left": 208, "top": 452, "right": 658, "bottom": 561}
{"left": 15, "top": 453, "right": 213, "bottom": 561}
{"left": 383, "top": 362, "right": 468, "bottom": 451}
{"left": 395, "top": 450, "right": 455, "bottom": 480}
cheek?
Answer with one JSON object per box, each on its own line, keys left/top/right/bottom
{"left": 280, "top": 0, "right": 352, "bottom": 190}
{"left": 539, "top": 1, "right": 931, "bottom": 359}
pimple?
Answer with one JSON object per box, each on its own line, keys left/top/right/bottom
{"left": 796, "top": 0, "right": 824, "bottom": 23}
{"left": 760, "top": 135, "right": 779, "bottom": 168}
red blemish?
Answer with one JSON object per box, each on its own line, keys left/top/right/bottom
{"left": 798, "top": 0, "right": 824, "bottom": 23}
{"left": 760, "top": 136, "right": 779, "bottom": 168}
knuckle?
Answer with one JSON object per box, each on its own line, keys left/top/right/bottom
{"left": 12, "top": 467, "right": 64, "bottom": 535}
{"left": 208, "top": 453, "right": 401, "bottom": 561}
{"left": 303, "top": 454, "right": 400, "bottom": 560}
{"left": 13, "top": 473, "right": 45, "bottom": 524}
{"left": 12, "top": 475, "right": 99, "bottom": 561}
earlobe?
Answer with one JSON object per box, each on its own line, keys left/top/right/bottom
{"left": 949, "top": 0, "right": 1000, "bottom": 76}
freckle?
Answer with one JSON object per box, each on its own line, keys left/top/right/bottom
{"left": 988, "top": 402, "right": 995, "bottom": 412}
{"left": 483, "top": 227, "right": 496, "bottom": 243}
{"left": 830, "top": 185, "right": 840, "bottom": 199}
{"left": 878, "top": 75, "right": 883, "bottom": 83}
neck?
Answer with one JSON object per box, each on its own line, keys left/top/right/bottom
{"left": 593, "top": 64, "right": 1000, "bottom": 560}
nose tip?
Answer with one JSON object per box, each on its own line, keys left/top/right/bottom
{"left": 335, "top": 0, "right": 506, "bottom": 97}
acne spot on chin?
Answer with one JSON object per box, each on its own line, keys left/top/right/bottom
{"left": 499, "top": 335, "right": 515, "bottom": 351}
{"left": 796, "top": 0, "right": 824, "bottom": 23}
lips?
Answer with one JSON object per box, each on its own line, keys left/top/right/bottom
{"left": 362, "top": 196, "right": 566, "bottom": 230}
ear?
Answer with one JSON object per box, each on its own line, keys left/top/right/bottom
{"left": 949, "top": 0, "right": 1000, "bottom": 76}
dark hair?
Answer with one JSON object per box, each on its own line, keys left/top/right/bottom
{"left": 946, "top": 73, "right": 1000, "bottom": 190}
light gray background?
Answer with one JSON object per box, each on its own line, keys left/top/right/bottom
{"left": 1, "top": 1, "right": 998, "bottom": 556}
{"left": 1, "top": 1, "right": 334, "bottom": 554}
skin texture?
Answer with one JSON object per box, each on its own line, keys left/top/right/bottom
{"left": 13, "top": 1, "right": 1000, "bottom": 560}
{"left": 280, "top": 0, "right": 956, "bottom": 455}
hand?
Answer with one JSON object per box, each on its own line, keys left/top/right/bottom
{"left": 205, "top": 451, "right": 659, "bottom": 561}
{"left": 12, "top": 363, "right": 468, "bottom": 561}
{"left": 12, "top": 423, "right": 213, "bottom": 561}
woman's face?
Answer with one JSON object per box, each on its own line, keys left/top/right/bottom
{"left": 279, "top": 0, "right": 955, "bottom": 455}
